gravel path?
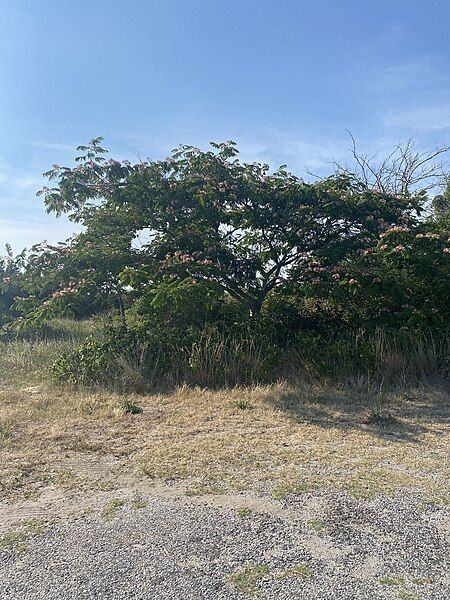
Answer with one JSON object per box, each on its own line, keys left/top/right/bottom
{"left": 0, "top": 490, "right": 449, "bottom": 599}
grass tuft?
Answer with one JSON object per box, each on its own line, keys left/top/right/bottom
{"left": 0, "top": 518, "right": 46, "bottom": 549}
{"left": 228, "top": 564, "right": 270, "bottom": 597}
{"left": 101, "top": 498, "right": 125, "bottom": 521}
{"left": 278, "top": 563, "right": 313, "bottom": 579}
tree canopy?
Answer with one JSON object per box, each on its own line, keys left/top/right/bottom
{"left": 38, "top": 138, "right": 430, "bottom": 316}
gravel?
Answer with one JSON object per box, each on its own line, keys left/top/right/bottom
{"left": 0, "top": 490, "right": 448, "bottom": 599}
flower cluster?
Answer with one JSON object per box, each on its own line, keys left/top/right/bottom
{"left": 416, "top": 232, "right": 440, "bottom": 239}
{"left": 52, "top": 287, "right": 78, "bottom": 298}
{"left": 167, "top": 251, "right": 215, "bottom": 266}
{"left": 379, "top": 225, "right": 409, "bottom": 238}
{"left": 51, "top": 278, "right": 86, "bottom": 299}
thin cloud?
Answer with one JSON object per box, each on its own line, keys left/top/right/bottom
{"left": 0, "top": 217, "right": 81, "bottom": 253}
{"left": 382, "top": 105, "right": 450, "bottom": 131}
{"left": 29, "top": 141, "right": 77, "bottom": 152}
{"left": 366, "top": 57, "right": 448, "bottom": 95}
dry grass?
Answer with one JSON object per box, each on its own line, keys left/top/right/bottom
{"left": 0, "top": 350, "right": 449, "bottom": 505}
{"left": 0, "top": 332, "right": 448, "bottom": 504}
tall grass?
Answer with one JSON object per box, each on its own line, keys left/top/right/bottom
{"left": 0, "top": 318, "right": 101, "bottom": 384}
{"left": 70, "top": 328, "right": 449, "bottom": 391}
{"left": 2, "top": 320, "right": 448, "bottom": 391}
{"left": 292, "top": 328, "right": 449, "bottom": 387}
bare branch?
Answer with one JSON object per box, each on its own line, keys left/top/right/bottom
{"left": 334, "top": 133, "right": 449, "bottom": 195}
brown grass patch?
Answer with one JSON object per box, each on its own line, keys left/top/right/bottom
{"left": 0, "top": 369, "right": 449, "bottom": 504}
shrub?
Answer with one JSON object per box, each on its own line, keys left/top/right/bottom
{"left": 49, "top": 323, "right": 449, "bottom": 391}
{"left": 50, "top": 337, "right": 112, "bottom": 385}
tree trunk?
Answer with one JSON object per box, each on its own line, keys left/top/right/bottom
{"left": 116, "top": 286, "right": 127, "bottom": 330}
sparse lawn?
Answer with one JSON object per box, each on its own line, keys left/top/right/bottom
{"left": 0, "top": 518, "right": 47, "bottom": 550}
{"left": 0, "top": 338, "right": 449, "bottom": 508}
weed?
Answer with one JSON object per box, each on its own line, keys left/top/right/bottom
{"left": 118, "top": 398, "right": 143, "bottom": 415}
{"left": 101, "top": 498, "right": 125, "bottom": 520}
{"left": 271, "top": 481, "right": 317, "bottom": 500}
{"left": 0, "top": 530, "right": 28, "bottom": 548}
{"left": 308, "top": 519, "right": 327, "bottom": 533}
{"left": 185, "top": 483, "right": 223, "bottom": 497}
{"left": 0, "top": 518, "right": 46, "bottom": 549}
{"left": 228, "top": 564, "right": 270, "bottom": 597}
{"left": 278, "top": 563, "right": 313, "bottom": 579}
{"left": 398, "top": 591, "right": 420, "bottom": 600}
{"left": 98, "top": 480, "right": 114, "bottom": 491}
{"left": 379, "top": 576, "right": 406, "bottom": 586}
{"left": 237, "top": 507, "right": 253, "bottom": 517}
{"left": 52, "top": 468, "right": 81, "bottom": 489}
{"left": 411, "top": 577, "right": 432, "bottom": 585}
{"left": 234, "top": 398, "right": 251, "bottom": 410}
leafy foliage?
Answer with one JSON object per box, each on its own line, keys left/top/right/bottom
{"left": 0, "top": 138, "right": 448, "bottom": 387}
{"left": 40, "top": 138, "right": 424, "bottom": 315}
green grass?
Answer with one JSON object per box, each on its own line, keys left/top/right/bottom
{"left": 228, "top": 565, "right": 270, "bottom": 598}
{"left": 278, "top": 563, "right": 313, "bottom": 579}
{"left": 0, "top": 518, "right": 46, "bottom": 549}
{"left": 308, "top": 519, "right": 327, "bottom": 533}
{"left": 0, "top": 318, "right": 101, "bottom": 385}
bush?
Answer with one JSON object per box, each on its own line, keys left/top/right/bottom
{"left": 51, "top": 337, "right": 112, "bottom": 385}
{"left": 50, "top": 322, "right": 449, "bottom": 391}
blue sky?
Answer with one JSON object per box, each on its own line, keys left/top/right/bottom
{"left": 1, "top": 0, "right": 450, "bottom": 251}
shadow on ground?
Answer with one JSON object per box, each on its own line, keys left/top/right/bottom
{"left": 265, "top": 377, "right": 450, "bottom": 443}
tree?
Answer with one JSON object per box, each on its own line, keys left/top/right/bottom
{"left": 306, "top": 222, "right": 450, "bottom": 329}
{"left": 39, "top": 139, "right": 424, "bottom": 315}
{"left": 334, "top": 133, "right": 449, "bottom": 197}
{"left": 15, "top": 225, "right": 138, "bottom": 329}
{"left": 433, "top": 176, "right": 450, "bottom": 224}
{"left": 0, "top": 245, "right": 27, "bottom": 327}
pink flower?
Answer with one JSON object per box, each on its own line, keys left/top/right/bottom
{"left": 348, "top": 278, "right": 357, "bottom": 285}
{"left": 388, "top": 225, "right": 409, "bottom": 233}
